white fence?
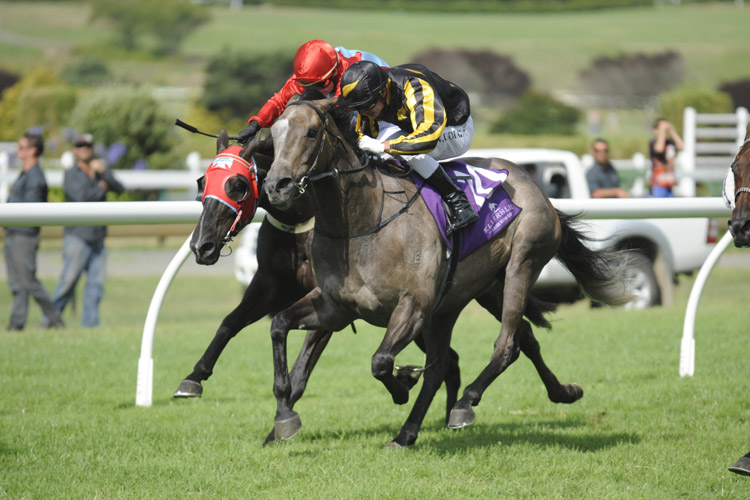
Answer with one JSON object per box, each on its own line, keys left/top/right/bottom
{"left": 0, "top": 150, "right": 207, "bottom": 203}
{"left": 0, "top": 198, "right": 734, "bottom": 406}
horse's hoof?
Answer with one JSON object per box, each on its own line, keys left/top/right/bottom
{"left": 448, "top": 408, "right": 475, "bottom": 429}
{"left": 173, "top": 380, "right": 203, "bottom": 398}
{"left": 274, "top": 413, "right": 302, "bottom": 441}
{"left": 385, "top": 441, "right": 404, "bottom": 449}
{"left": 549, "top": 383, "right": 584, "bottom": 404}
{"left": 729, "top": 454, "right": 750, "bottom": 476}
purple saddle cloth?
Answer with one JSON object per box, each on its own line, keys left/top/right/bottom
{"left": 411, "top": 160, "right": 521, "bottom": 261}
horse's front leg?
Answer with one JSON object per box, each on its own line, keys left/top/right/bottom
{"left": 269, "top": 288, "right": 352, "bottom": 441}
{"left": 371, "top": 295, "right": 428, "bottom": 405}
{"left": 174, "top": 271, "right": 286, "bottom": 398}
{"left": 390, "top": 313, "right": 458, "bottom": 447}
{"left": 263, "top": 328, "right": 333, "bottom": 444}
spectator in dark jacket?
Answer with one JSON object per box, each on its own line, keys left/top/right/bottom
{"left": 4, "top": 132, "right": 64, "bottom": 330}
{"left": 49, "top": 134, "right": 124, "bottom": 327}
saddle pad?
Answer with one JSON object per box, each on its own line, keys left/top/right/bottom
{"left": 412, "top": 160, "right": 521, "bottom": 261}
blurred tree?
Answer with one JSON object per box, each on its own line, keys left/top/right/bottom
{"left": 60, "top": 58, "right": 113, "bottom": 86}
{"left": 17, "top": 86, "right": 78, "bottom": 139}
{"left": 578, "top": 51, "right": 684, "bottom": 107}
{"left": 69, "top": 87, "right": 180, "bottom": 170}
{"left": 412, "top": 48, "right": 530, "bottom": 107}
{"left": 491, "top": 91, "right": 581, "bottom": 135}
{"left": 200, "top": 50, "right": 294, "bottom": 121}
{"left": 90, "top": 0, "right": 209, "bottom": 56}
{"left": 719, "top": 80, "right": 750, "bottom": 111}
{"left": 0, "top": 68, "right": 60, "bottom": 141}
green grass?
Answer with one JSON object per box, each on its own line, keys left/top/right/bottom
{"left": 1, "top": 257, "right": 750, "bottom": 498}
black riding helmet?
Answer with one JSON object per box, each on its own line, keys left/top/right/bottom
{"left": 338, "top": 61, "right": 388, "bottom": 110}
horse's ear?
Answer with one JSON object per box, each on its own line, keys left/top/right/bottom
{"left": 217, "top": 129, "right": 229, "bottom": 154}
{"left": 240, "top": 134, "right": 261, "bottom": 159}
{"left": 317, "top": 97, "right": 339, "bottom": 115}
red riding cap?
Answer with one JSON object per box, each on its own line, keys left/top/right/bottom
{"left": 293, "top": 40, "right": 339, "bottom": 85}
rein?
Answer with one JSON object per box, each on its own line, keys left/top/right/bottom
{"left": 287, "top": 100, "right": 420, "bottom": 240}
{"left": 287, "top": 101, "right": 368, "bottom": 193}
{"left": 734, "top": 137, "right": 750, "bottom": 201}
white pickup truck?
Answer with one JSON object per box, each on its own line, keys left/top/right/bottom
{"left": 234, "top": 148, "right": 718, "bottom": 309}
{"left": 465, "top": 148, "right": 718, "bottom": 308}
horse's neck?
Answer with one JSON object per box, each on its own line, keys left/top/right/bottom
{"left": 310, "top": 155, "right": 385, "bottom": 237}
{"left": 261, "top": 194, "right": 314, "bottom": 227}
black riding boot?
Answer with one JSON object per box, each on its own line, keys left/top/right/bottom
{"left": 426, "top": 166, "right": 479, "bottom": 235}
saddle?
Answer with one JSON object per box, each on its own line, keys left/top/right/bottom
{"left": 413, "top": 160, "right": 521, "bottom": 261}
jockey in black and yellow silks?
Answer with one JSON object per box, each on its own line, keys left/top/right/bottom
{"left": 339, "top": 61, "right": 477, "bottom": 234}
{"left": 351, "top": 64, "right": 471, "bottom": 155}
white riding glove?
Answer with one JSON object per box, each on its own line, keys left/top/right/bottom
{"left": 358, "top": 135, "right": 385, "bottom": 154}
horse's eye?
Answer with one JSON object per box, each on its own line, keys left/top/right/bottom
{"left": 225, "top": 175, "right": 250, "bottom": 203}
{"left": 307, "top": 127, "right": 319, "bottom": 139}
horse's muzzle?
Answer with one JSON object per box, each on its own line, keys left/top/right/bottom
{"left": 264, "top": 177, "right": 297, "bottom": 211}
{"left": 729, "top": 217, "right": 750, "bottom": 247}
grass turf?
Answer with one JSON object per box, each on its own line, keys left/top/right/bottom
{"left": 1, "top": 257, "right": 749, "bottom": 498}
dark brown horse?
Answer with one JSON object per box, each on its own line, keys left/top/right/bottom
{"left": 725, "top": 123, "right": 750, "bottom": 476}
{"left": 173, "top": 131, "right": 331, "bottom": 407}
{"left": 263, "top": 97, "right": 634, "bottom": 447}
{"left": 727, "top": 124, "right": 750, "bottom": 248}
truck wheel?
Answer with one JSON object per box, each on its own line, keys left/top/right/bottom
{"left": 622, "top": 252, "right": 661, "bottom": 309}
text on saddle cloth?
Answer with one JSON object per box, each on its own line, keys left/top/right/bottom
{"left": 413, "top": 160, "right": 521, "bottom": 261}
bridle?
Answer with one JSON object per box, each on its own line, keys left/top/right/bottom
{"left": 734, "top": 137, "right": 750, "bottom": 201}
{"left": 286, "top": 100, "right": 367, "bottom": 195}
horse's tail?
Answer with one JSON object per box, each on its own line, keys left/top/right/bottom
{"left": 525, "top": 294, "right": 557, "bottom": 330}
{"left": 554, "top": 210, "right": 636, "bottom": 306}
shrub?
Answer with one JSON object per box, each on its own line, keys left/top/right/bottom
{"left": 60, "top": 58, "right": 113, "bottom": 86}
{"left": 68, "top": 87, "right": 179, "bottom": 170}
{"left": 491, "top": 91, "right": 581, "bottom": 135}
{"left": 658, "top": 86, "right": 733, "bottom": 133}
{"left": 0, "top": 68, "right": 20, "bottom": 97}
{"left": 0, "top": 68, "right": 60, "bottom": 141}
{"left": 200, "top": 50, "right": 294, "bottom": 121}
{"left": 16, "top": 86, "right": 78, "bottom": 140}
{"left": 412, "top": 48, "right": 530, "bottom": 107}
{"left": 578, "top": 51, "right": 684, "bottom": 107}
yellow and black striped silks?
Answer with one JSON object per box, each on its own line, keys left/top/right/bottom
{"left": 355, "top": 63, "right": 470, "bottom": 155}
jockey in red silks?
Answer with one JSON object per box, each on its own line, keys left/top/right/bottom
{"left": 237, "top": 40, "right": 389, "bottom": 143}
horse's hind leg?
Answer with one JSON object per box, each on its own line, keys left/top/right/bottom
{"left": 475, "top": 291, "right": 582, "bottom": 405}
{"left": 516, "top": 321, "right": 583, "bottom": 404}
{"left": 449, "top": 256, "right": 539, "bottom": 429}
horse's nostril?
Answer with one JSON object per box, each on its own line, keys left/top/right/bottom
{"left": 729, "top": 218, "right": 750, "bottom": 237}
{"left": 277, "top": 178, "right": 294, "bottom": 192}
{"left": 199, "top": 241, "right": 216, "bottom": 258}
